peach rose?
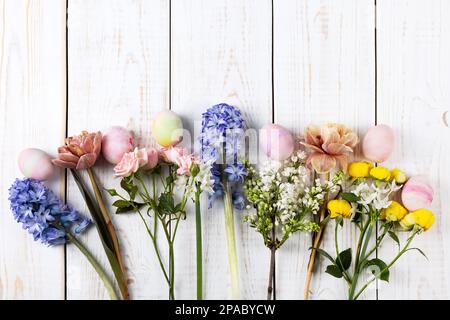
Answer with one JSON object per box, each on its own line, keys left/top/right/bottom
{"left": 114, "top": 148, "right": 148, "bottom": 178}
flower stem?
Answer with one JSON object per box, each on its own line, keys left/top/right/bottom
{"left": 169, "top": 240, "right": 175, "bottom": 300}
{"left": 67, "top": 233, "right": 118, "bottom": 300}
{"left": 195, "top": 186, "right": 203, "bottom": 300}
{"left": 267, "top": 247, "right": 276, "bottom": 300}
{"left": 223, "top": 181, "right": 240, "bottom": 299}
{"left": 87, "top": 168, "right": 129, "bottom": 300}
{"left": 348, "top": 217, "right": 372, "bottom": 300}
{"left": 304, "top": 201, "right": 327, "bottom": 299}
{"left": 352, "top": 230, "right": 419, "bottom": 300}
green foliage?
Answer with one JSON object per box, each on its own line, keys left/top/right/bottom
{"left": 336, "top": 248, "right": 352, "bottom": 271}
{"left": 341, "top": 192, "right": 360, "bottom": 203}
{"left": 365, "top": 258, "right": 390, "bottom": 282}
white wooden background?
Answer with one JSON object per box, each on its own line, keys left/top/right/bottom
{"left": 0, "top": 0, "right": 449, "bottom": 300}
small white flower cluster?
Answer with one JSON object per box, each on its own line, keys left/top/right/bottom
{"left": 245, "top": 150, "right": 342, "bottom": 246}
{"left": 348, "top": 179, "right": 401, "bottom": 213}
{"left": 175, "top": 160, "right": 215, "bottom": 200}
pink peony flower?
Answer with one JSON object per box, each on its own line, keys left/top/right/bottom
{"left": 53, "top": 131, "right": 102, "bottom": 170}
{"left": 114, "top": 148, "right": 148, "bottom": 178}
{"left": 143, "top": 148, "right": 159, "bottom": 170}
{"left": 302, "top": 123, "right": 359, "bottom": 174}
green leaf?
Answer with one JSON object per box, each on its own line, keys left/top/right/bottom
{"left": 352, "top": 211, "right": 361, "bottom": 224}
{"left": 112, "top": 200, "right": 131, "bottom": 208}
{"left": 366, "top": 258, "right": 390, "bottom": 282}
{"left": 120, "top": 178, "right": 138, "bottom": 200}
{"left": 341, "top": 192, "right": 360, "bottom": 203}
{"left": 105, "top": 188, "right": 118, "bottom": 197}
{"left": 158, "top": 192, "right": 176, "bottom": 215}
{"left": 325, "top": 265, "right": 343, "bottom": 279}
{"left": 336, "top": 248, "right": 352, "bottom": 271}
{"left": 388, "top": 231, "right": 400, "bottom": 248}
{"left": 310, "top": 247, "right": 335, "bottom": 265}
{"left": 115, "top": 202, "right": 145, "bottom": 214}
{"left": 406, "top": 248, "right": 429, "bottom": 260}
{"left": 70, "top": 169, "right": 127, "bottom": 297}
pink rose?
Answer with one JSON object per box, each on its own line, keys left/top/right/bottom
{"left": 176, "top": 155, "right": 194, "bottom": 176}
{"left": 161, "top": 147, "right": 193, "bottom": 176}
{"left": 161, "top": 147, "right": 188, "bottom": 163}
{"left": 114, "top": 147, "right": 148, "bottom": 177}
{"left": 143, "top": 148, "right": 159, "bottom": 170}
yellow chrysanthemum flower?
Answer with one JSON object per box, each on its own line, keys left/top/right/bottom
{"left": 328, "top": 200, "right": 352, "bottom": 219}
{"left": 391, "top": 168, "right": 408, "bottom": 184}
{"left": 348, "top": 162, "right": 373, "bottom": 178}
{"left": 381, "top": 201, "right": 408, "bottom": 222}
{"left": 370, "top": 166, "right": 391, "bottom": 181}
{"left": 400, "top": 209, "right": 435, "bottom": 231}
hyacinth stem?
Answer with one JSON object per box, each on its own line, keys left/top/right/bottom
{"left": 195, "top": 186, "right": 203, "bottom": 300}
{"left": 87, "top": 168, "right": 129, "bottom": 300}
{"left": 223, "top": 181, "right": 240, "bottom": 299}
{"left": 67, "top": 233, "right": 119, "bottom": 300}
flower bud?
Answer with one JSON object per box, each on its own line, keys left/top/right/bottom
{"left": 381, "top": 201, "right": 408, "bottom": 222}
{"left": 391, "top": 168, "right": 407, "bottom": 184}
{"left": 151, "top": 110, "right": 184, "bottom": 148}
{"left": 190, "top": 162, "right": 200, "bottom": 177}
{"left": 348, "top": 162, "right": 373, "bottom": 178}
{"left": 400, "top": 209, "right": 435, "bottom": 231}
{"left": 370, "top": 166, "right": 391, "bottom": 181}
{"left": 328, "top": 199, "right": 352, "bottom": 219}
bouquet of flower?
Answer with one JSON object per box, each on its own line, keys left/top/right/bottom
{"left": 314, "top": 125, "right": 436, "bottom": 300}
{"left": 9, "top": 178, "right": 118, "bottom": 299}
{"left": 106, "top": 111, "right": 213, "bottom": 300}
{"left": 244, "top": 124, "right": 345, "bottom": 299}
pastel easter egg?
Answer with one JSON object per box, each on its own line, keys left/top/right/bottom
{"left": 362, "top": 124, "right": 395, "bottom": 163}
{"left": 18, "top": 148, "right": 54, "bottom": 181}
{"left": 151, "top": 110, "right": 184, "bottom": 148}
{"left": 260, "top": 124, "right": 295, "bottom": 161}
{"left": 102, "top": 126, "right": 135, "bottom": 164}
{"left": 402, "top": 175, "right": 434, "bottom": 211}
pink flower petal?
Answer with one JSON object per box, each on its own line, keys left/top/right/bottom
{"left": 309, "top": 153, "right": 337, "bottom": 174}
{"left": 76, "top": 153, "right": 97, "bottom": 170}
{"left": 52, "top": 159, "right": 77, "bottom": 169}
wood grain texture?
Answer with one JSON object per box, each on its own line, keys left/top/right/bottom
{"left": 66, "top": 0, "right": 169, "bottom": 299}
{"left": 0, "top": 0, "right": 66, "bottom": 299}
{"left": 274, "top": 0, "right": 376, "bottom": 300}
{"left": 171, "top": 0, "right": 272, "bottom": 299}
{"left": 377, "top": 0, "right": 450, "bottom": 300}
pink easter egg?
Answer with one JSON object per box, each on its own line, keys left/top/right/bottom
{"left": 260, "top": 124, "right": 295, "bottom": 161}
{"left": 402, "top": 175, "right": 434, "bottom": 211}
{"left": 18, "top": 148, "right": 54, "bottom": 181}
{"left": 102, "top": 126, "right": 135, "bottom": 164}
{"left": 362, "top": 124, "right": 395, "bottom": 163}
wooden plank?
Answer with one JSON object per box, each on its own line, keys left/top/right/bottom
{"left": 66, "top": 0, "right": 169, "bottom": 299}
{"left": 377, "top": 0, "right": 450, "bottom": 300}
{"left": 171, "top": 0, "right": 272, "bottom": 299}
{"left": 274, "top": 0, "right": 376, "bottom": 299}
{"left": 0, "top": 0, "right": 66, "bottom": 299}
